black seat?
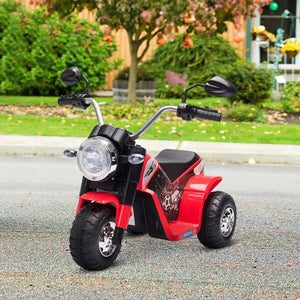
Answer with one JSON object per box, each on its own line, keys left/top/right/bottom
{"left": 155, "top": 149, "right": 200, "bottom": 182}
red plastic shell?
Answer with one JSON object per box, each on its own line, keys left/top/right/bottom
{"left": 139, "top": 173, "right": 222, "bottom": 241}
{"left": 76, "top": 155, "right": 222, "bottom": 241}
{"left": 76, "top": 191, "right": 131, "bottom": 229}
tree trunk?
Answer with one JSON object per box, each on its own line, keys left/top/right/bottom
{"left": 127, "top": 34, "right": 139, "bottom": 103}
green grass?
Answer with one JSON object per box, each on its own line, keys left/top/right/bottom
{"left": 0, "top": 95, "right": 59, "bottom": 106}
{"left": 1, "top": 95, "right": 299, "bottom": 145}
{"left": 0, "top": 94, "right": 230, "bottom": 108}
{"left": 1, "top": 114, "right": 299, "bottom": 145}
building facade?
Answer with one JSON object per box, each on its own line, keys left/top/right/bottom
{"left": 251, "top": 0, "right": 300, "bottom": 86}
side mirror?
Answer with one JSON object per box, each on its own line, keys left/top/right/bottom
{"left": 60, "top": 66, "right": 82, "bottom": 86}
{"left": 204, "top": 76, "right": 237, "bottom": 98}
{"left": 60, "top": 66, "right": 89, "bottom": 94}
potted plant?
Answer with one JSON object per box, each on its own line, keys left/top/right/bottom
{"left": 113, "top": 67, "right": 156, "bottom": 102}
{"left": 281, "top": 39, "right": 300, "bottom": 58}
{"left": 251, "top": 25, "right": 275, "bottom": 42}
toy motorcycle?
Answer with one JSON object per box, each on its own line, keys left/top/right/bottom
{"left": 58, "top": 66, "right": 237, "bottom": 271}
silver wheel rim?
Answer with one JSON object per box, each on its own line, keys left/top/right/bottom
{"left": 220, "top": 206, "right": 235, "bottom": 237}
{"left": 99, "top": 221, "right": 116, "bottom": 257}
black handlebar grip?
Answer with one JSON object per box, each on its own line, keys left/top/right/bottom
{"left": 58, "top": 97, "right": 76, "bottom": 106}
{"left": 177, "top": 103, "right": 222, "bottom": 122}
{"left": 58, "top": 94, "right": 90, "bottom": 109}
{"left": 195, "top": 107, "right": 222, "bottom": 122}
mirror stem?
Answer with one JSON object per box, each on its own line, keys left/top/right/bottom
{"left": 81, "top": 74, "right": 89, "bottom": 94}
{"left": 182, "top": 83, "right": 205, "bottom": 103}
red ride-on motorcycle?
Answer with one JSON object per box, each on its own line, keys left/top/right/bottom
{"left": 58, "top": 66, "right": 237, "bottom": 271}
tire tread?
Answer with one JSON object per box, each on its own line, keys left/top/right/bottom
{"left": 69, "top": 203, "right": 121, "bottom": 270}
{"left": 198, "top": 191, "right": 236, "bottom": 249}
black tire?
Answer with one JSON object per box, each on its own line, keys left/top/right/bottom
{"left": 70, "top": 203, "right": 122, "bottom": 271}
{"left": 198, "top": 191, "right": 236, "bottom": 249}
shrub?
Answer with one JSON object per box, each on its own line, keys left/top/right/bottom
{"left": 142, "top": 34, "right": 242, "bottom": 99}
{"left": 282, "top": 81, "right": 300, "bottom": 113}
{"left": 224, "top": 101, "right": 266, "bottom": 122}
{"left": 223, "top": 61, "right": 274, "bottom": 106}
{"left": 0, "top": 1, "right": 121, "bottom": 96}
{"left": 143, "top": 34, "right": 273, "bottom": 105}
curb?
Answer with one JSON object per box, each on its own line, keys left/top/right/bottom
{"left": 0, "top": 135, "right": 85, "bottom": 157}
{"left": 1, "top": 135, "right": 300, "bottom": 165}
{"left": 180, "top": 141, "right": 300, "bottom": 165}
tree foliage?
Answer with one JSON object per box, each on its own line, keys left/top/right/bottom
{"left": 42, "top": 0, "right": 272, "bottom": 36}
{"left": 37, "top": 0, "right": 272, "bottom": 101}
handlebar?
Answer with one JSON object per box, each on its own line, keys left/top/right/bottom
{"left": 130, "top": 103, "right": 221, "bottom": 140}
{"left": 58, "top": 94, "right": 104, "bottom": 125}
{"left": 57, "top": 96, "right": 221, "bottom": 140}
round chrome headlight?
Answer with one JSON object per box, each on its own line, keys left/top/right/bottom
{"left": 77, "top": 136, "right": 118, "bottom": 181}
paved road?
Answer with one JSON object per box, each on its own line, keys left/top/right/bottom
{"left": 0, "top": 156, "right": 299, "bottom": 299}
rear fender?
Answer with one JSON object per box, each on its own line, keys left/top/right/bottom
{"left": 76, "top": 191, "right": 132, "bottom": 229}
{"left": 178, "top": 174, "right": 222, "bottom": 224}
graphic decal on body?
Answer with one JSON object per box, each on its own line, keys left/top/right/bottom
{"left": 142, "top": 158, "right": 157, "bottom": 188}
{"left": 148, "top": 169, "right": 194, "bottom": 222}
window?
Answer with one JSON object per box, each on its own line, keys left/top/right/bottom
{"left": 251, "top": 1, "right": 300, "bottom": 86}
{"left": 252, "top": 1, "right": 299, "bottom": 65}
{"left": 261, "top": 0, "right": 297, "bottom": 40}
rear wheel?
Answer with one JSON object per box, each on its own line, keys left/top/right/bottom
{"left": 198, "top": 191, "right": 236, "bottom": 249}
{"left": 70, "top": 203, "right": 122, "bottom": 270}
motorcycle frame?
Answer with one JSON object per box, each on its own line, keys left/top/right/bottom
{"left": 76, "top": 153, "right": 222, "bottom": 242}
{"left": 71, "top": 98, "right": 224, "bottom": 243}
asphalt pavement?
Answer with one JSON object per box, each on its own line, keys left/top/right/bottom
{"left": 0, "top": 134, "right": 300, "bottom": 299}
{"left": 0, "top": 156, "right": 299, "bottom": 299}
{"left": 1, "top": 134, "right": 300, "bottom": 165}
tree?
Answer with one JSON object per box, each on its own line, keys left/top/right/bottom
{"left": 38, "top": 0, "right": 272, "bottom": 102}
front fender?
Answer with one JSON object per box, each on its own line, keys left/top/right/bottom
{"left": 76, "top": 191, "right": 132, "bottom": 229}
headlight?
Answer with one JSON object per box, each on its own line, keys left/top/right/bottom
{"left": 77, "top": 136, "right": 118, "bottom": 181}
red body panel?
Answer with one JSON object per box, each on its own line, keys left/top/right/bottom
{"left": 139, "top": 174, "right": 222, "bottom": 241}
{"left": 77, "top": 191, "right": 132, "bottom": 229}
{"left": 77, "top": 153, "right": 222, "bottom": 241}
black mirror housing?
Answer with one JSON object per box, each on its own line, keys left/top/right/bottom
{"left": 60, "top": 66, "right": 89, "bottom": 94}
{"left": 60, "top": 66, "right": 82, "bottom": 86}
{"left": 204, "top": 76, "right": 237, "bottom": 98}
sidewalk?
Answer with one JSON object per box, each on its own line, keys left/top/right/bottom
{"left": 1, "top": 135, "right": 300, "bottom": 165}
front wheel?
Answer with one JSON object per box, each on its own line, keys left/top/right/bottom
{"left": 198, "top": 191, "right": 236, "bottom": 249}
{"left": 70, "top": 203, "right": 122, "bottom": 270}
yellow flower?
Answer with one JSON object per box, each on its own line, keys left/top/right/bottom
{"left": 265, "top": 31, "right": 275, "bottom": 42}
{"left": 282, "top": 40, "right": 300, "bottom": 53}
{"left": 252, "top": 25, "right": 266, "bottom": 34}
{"left": 252, "top": 26, "right": 275, "bottom": 42}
